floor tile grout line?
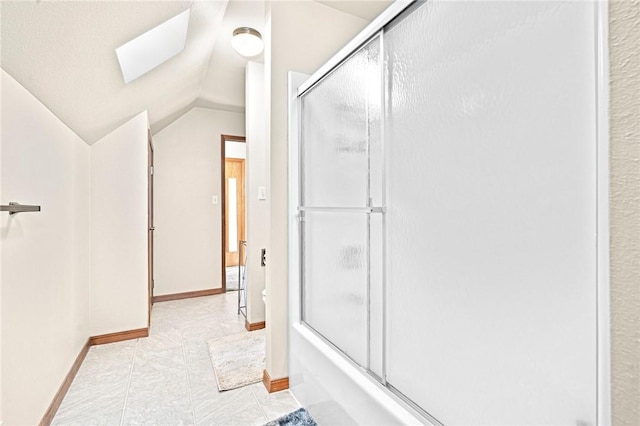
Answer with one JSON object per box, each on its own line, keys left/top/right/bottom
{"left": 181, "top": 334, "right": 197, "bottom": 425}
{"left": 251, "top": 384, "right": 270, "bottom": 423}
{"left": 119, "top": 338, "right": 138, "bottom": 426}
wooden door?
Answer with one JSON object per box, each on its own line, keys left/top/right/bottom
{"left": 225, "top": 158, "right": 245, "bottom": 267}
{"left": 147, "top": 131, "right": 154, "bottom": 324}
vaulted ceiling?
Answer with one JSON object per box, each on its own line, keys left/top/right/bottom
{"left": 0, "top": 0, "right": 390, "bottom": 144}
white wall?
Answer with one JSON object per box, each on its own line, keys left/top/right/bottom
{"left": 0, "top": 70, "right": 91, "bottom": 425}
{"left": 91, "top": 111, "right": 149, "bottom": 336}
{"left": 153, "top": 107, "right": 245, "bottom": 296}
{"left": 609, "top": 1, "right": 640, "bottom": 423}
{"left": 245, "top": 62, "right": 268, "bottom": 325}
{"left": 265, "top": 0, "right": 370, "bottom": 380}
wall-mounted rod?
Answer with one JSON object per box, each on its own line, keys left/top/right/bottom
{"left": 1, "top": 202, "right": 41, "bottom": 215}
{"left": 297, "top": 206, "right": 386, "bottom": 214}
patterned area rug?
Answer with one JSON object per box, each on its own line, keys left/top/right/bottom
{"left": 208, "top": 329, "right": 265, "bottom": 391}
{"left": 264, "top": 408, "right": 317, "bottom": 426}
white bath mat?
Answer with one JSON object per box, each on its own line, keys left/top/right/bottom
{"left": 207, "top": 329, "right": 265, "bottom": 391}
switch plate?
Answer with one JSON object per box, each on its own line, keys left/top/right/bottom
{"left": 258, "top": 186, "right": 267, "bottom": 200}
{"left": 212, "top": 195, "right": 218, "bottom": 205}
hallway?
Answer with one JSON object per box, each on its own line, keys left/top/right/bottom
{"left": 52, "top": 293, "right": 299, "bottom": 425}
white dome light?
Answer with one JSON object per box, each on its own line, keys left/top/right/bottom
{"left": 231, "top": 27, "right": 263, "bottom": 58}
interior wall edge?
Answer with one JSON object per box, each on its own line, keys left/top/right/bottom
{"left": 608, "top": 0, "right": 640, "bottom": 424}
{"left": 90, "top": 110, "right": 150, "bottom": 337}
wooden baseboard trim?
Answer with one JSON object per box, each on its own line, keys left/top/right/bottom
{"left": 262, "top": 369, "right": 289, "bottom": 393}
{"left": 89, "top": 328, "right": 149, "bottom": 346}
{"left": 40, "top": 339, "right": 91, "bottom": 426}
{"left": 245, "top": 320, "right": 266, "bottom": 331}
{"left": 152, "top": 288, "right": 223, "bottom": 303}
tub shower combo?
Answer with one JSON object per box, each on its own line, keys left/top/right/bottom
{"left": 288, "top": 1, "right": 610, "bottom": 424}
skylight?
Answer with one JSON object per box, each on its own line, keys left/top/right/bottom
{"left": 116, "top": 9, "right": 190, "bottom": 84}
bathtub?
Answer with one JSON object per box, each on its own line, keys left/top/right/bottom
{"left": 285, "top": 0, "right": 611, "bottom": 422}
{"left": 288, "top": 322, "right": 427, "bottom": 425}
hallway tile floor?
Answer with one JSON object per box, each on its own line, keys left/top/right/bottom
{"left": 52, "top": 293, "right": 300, "bottom": 425}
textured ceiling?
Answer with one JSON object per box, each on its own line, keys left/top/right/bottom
{"left": 1, "top": 0, "right": 229, "bottom": 144}
{"left": 200, "top": 0, "right": 265, "bottom": 110}
{"left": 315, "top": 0, "right": 392, "bottom": 21}
{"left": 0, "top": 0, "right": 388, "bottom": 144}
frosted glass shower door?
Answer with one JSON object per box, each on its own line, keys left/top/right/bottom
{"left": 384, "top": 2, "right": 598, "bottom": 425}
{"left": 300, "top": 37, "right": 382, "bottom": 372}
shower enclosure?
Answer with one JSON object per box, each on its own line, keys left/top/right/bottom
{"left": 288, "top": 1, "right": 610, "bottom": 424}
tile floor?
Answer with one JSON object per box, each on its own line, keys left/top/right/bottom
{"left": 52, "top": 293, "right": 300, "bottom": 425}
{"left": 225, "top": 266, "right": 244, "bottom": 291}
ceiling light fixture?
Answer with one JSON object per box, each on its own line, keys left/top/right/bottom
{"left": 231, "top": 27, "right": 263, "bottom": 58}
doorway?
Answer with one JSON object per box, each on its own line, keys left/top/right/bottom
{"left": 220, "top": 134, "right": 246, "bottom": 293}
{"left": 225, "top": 158, "right": 246, "bottom": 267}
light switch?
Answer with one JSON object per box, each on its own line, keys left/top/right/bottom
{"left": 258, "top": 186, "right": 267, "bottom": 200}
{"left": 212, "top": 195, "right": 218, "bottom": 205}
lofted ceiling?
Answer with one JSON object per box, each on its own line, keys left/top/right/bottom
{"left": 1, "top": 0, "right": 390, "bottom": 144}
{"left": 316, "top": 0, "right": 391, "bottom": 21}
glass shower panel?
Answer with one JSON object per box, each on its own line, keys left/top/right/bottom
{"left": 300, "top": 36, "right": 382, "bottom": 371}
{"left": 302, "top": 211, "right": 368, "bottom": 366}
{"left": 384, "top": 1, "right": 597, "bottom": 425}
{"left": 301, "top": 37, "right": 380, "bottom": 208}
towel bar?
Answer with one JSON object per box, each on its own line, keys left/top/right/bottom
{"left": 0, "top": 202, "right": 41, "bottom": 215}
